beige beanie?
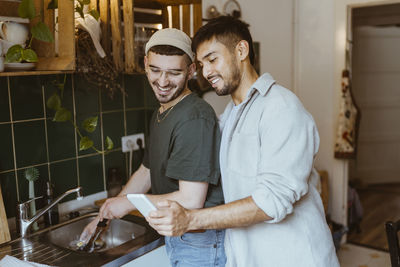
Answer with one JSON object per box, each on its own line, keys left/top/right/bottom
{"left": 145, "top": 28, "right": 194, "bottom": 62}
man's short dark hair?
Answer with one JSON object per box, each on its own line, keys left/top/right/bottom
{"left": 148, "top": 45, "right": 192, "bottom": 64}
{"left": 192, "top": 16, "right": 255, "bottom": 65}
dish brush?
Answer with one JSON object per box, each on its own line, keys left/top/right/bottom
{"left": 24, "top": 167, "right": 39, "bottom": 231}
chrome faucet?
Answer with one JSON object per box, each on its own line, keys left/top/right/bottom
{"left": 17, "top": 187, "right": 83, "bottom": 237}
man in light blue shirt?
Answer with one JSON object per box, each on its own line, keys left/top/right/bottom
{"left": 148, "top": 16, "right": 339, "bottom": 267}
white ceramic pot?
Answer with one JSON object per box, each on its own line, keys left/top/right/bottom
{"left": 0, "top": 21, "right": 29, "bottom": 45}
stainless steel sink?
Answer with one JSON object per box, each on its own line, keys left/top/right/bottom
{"left": 45, "top": 215, "right": 147, "bottom": 253}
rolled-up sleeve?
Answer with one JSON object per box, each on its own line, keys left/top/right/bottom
{"left": 251, "top": 107, "right": 319, "bottom": 223}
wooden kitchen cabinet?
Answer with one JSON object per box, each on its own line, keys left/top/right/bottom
{"left": 0, "top": 0, "right": 75, "bottom": 76}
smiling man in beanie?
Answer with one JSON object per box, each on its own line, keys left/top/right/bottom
{"left": 80, "top": 28, "right": 226, "bottom": 267}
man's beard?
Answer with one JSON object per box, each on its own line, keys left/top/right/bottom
{"left": 155, "top": 75, "right": 188, "bottom": 104}
{"left": 215, "top": 62, "right": 241, "bottom": 96}
{"left": 157, "top": 84, "right": 185, "bottom": 104}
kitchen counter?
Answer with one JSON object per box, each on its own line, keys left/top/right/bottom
{"left": 0, "top": 213, "right": 164, "bottom": 266}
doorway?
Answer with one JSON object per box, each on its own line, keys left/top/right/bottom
{"left": 347, "top": 3, "right": 400, "bottom": 251}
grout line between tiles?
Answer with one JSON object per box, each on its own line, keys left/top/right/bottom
{"left": 7, "top": 77, "right": 20, "bottom": 201}
{"left": 10, "top": 118, "right": 46, "bottom": 124}
{"left": 122, "top": 76, "right": 129, "bottom": 179}
{"left": 101, "top": 109, "right": 124, "bottom": 115}
{"left": 0, "top": 118, "right": 46, "bottom": 126}
{"left": 42, "top": 84, "right": 51, "bottom": 183}
{"left": 99, "top": 88, "right": 106, "bottom": 191}
{"left": 71, "top": 75, "right": 80, "bottom": 187}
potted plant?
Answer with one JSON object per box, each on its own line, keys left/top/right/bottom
{"left": 4, "top": 0, "right": 54, "bottom": 69}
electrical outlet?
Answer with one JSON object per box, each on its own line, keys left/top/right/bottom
{"left": 122, "top": 133, "right": 145, "bottom": 152}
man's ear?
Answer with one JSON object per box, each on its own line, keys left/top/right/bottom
{"left": 187, "top": 61, "right": 196, "bottom": 80}
{"left": 236, "top": 40, "right": 249, "bottom": 61}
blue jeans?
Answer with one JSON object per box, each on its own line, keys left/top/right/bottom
{"left": 165, "top": 229, "right": 226, "bottom": 267}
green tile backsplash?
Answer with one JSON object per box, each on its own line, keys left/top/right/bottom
{"left": 0, "top": 124, "right": 14, "bottom": 172}
{"left": 103, "top": 112, "right": 125, "bottom": 149}
{"left": 46, "top": 118, "right": 76, "bottom": 162}
{"left": 0, "top": 77, "right": 10, "bottom": 122}
{"left": 79, "top": 155, "right": 104, "bottom": 196}
{"left": 14, "top": 120, "right": 47, "bottom": 168}
{"left": 125, "top": 74, "right": 146, "bottom": 109}
{"left": 50, "top": 159, "right": 78, "bottom": 203}
{"left": 10, "top": 76, "right": 43, "bottom": 121}
{"left": 0, "top": 73, "right": 155, "bottom": 218}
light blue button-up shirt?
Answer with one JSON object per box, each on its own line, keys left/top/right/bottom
{"left": 219, "top": 73, "right": 339, "bottom": 267}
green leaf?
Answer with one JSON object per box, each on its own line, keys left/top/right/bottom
{"left": 47, "top": 0, "right": 58, "bottom": 9}
{"left": 53, "top": 107, "right": 71, "bottom": 122}
{"left": 89, "top": 9, "right": 100, "bottom": 20}
{"left": 105, "top": 136, "right": 114, "bottom": 150}
{"left": 5, "top": 45, "right": 23, "bottom": 63}
{"left": 18, "top": 0, "right": 36, "bottom": 19}
{"left": 21, "top": 48, "right": 38, "bottom": 62}
{"left": 47, "top": 93, "right": 61, "bottom": 110}
{"left": 82, "top": 116, "right": 98, "bottom": 133}
{"left": 31, "top": 22, "right": 54, "bottom": 43}
{"left": 81, "top": 0, "right": 90, "bottom": 5}
{"left": 79, "top": 136, "right": 94, "bottom": 151}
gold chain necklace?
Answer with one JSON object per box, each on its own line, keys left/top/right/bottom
{"left": 156, "top": 93, "right": 191, "bottom": 123}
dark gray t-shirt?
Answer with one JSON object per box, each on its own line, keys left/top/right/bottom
{"left": 143, "top": 93, "right": 224, "bottom": 208}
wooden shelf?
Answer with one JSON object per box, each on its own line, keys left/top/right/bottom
{"left": 0, "top": 70, "right": 73, "bottom": 77}
{"left": 0, "top": 0, "right": 75, "bottom": 77}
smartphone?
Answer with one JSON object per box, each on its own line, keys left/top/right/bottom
{"left": 126, "top": 194, "right": 157, "bottom": 217}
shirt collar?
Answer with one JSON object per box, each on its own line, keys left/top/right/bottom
{"left": 221, "top": 73, "right": 276, "bottom": 120}
{"left": 245, "top": 73, "right": 276, "bottom": 99}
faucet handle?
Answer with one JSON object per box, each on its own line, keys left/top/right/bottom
{"left": 25, "top": 196, "right": 43, "bottom": 204}
{"left": 17, "top": 196, "right": 43, "bottom": 221}
{"left": 18, "top": 196, "right": 43, "bottom": 209}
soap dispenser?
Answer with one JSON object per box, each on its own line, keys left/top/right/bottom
{"left": 44, "top": 181, "right": 59, "bottom": 226}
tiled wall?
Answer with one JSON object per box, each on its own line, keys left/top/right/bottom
{"left": 0, "top": 73, "right": 158, "bottom": 218}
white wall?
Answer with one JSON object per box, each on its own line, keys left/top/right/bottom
{"left": 202, "top": 0, "right": 294, "bottom": 88}
{"left": 295, "top": 0, "right": 347, "bottom": 224}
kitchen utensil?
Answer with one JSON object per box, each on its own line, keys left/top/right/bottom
{"left": 25, "top": 167, "right": 39, "bottom": 231}
{"left": 0, "top": 184, "right": 11, "bottom": 244}
{"left": 78, "top": 219, "right": 108, "bottom": 253}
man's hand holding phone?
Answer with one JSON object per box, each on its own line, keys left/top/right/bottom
{"left": 126, "top": 194, "right": 157, "bottom": 217}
